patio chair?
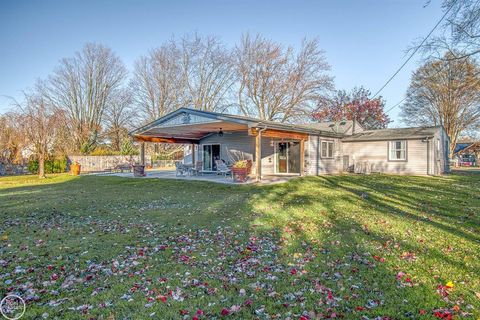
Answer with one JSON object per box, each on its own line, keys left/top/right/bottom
{"left": 175, "top": 161, "right": 187, "bottom": 177}
{"left": 189, "top": 161, "right": 203, "bottom": 176}
{"left": 215, "top": 160, "right": 232, "bottom": 178}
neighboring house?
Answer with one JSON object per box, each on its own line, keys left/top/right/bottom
{"left": 454, "top": 140, "right": 479, "bottom": 166}
{"left": 130, "top": 108, "right": 450, "bottom": 180}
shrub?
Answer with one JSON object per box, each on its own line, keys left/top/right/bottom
{"left": 27, "top": 156, "right": 68, "bottom": 174}
{"left": 120, "top": 138, "right": 138, "bottom": 156}
{"left": 27, "top": 160, "right": 39, "bottom": 174}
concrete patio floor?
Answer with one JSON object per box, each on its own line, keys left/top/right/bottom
{"left": 97, "top": 169, "right": 299, "bottom": 185}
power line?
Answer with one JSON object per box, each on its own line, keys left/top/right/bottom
{"left": 371, "top": 0, "right": 458, "bottom": 99}
{"left": 383, "top": 59, "right": 450, "bottom": 115}
{"left": 385, "top": 97, "right": 407, "bottom": 114}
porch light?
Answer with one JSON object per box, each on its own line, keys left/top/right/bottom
{"left": 218, "top": 128, "right": 223, "bottom": 137}
{"left": 270, "top": 139, "right": 274, "bottom": 147}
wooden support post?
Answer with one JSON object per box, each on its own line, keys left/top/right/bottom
{"left": 255, "top": 133, "right": 262, "bottom": 182}
{"left": 140, "top": 142, "right": 145, "bottom": 166}
{"left": 300, "top": 139, "right": 305, "bottom": 176}
{"left": 191, "top": 143, "right": 196, "bottom": 165}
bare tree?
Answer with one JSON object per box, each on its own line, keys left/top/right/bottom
{"left": 419, "top": 0, "right": 480, "bottom": 60}
{"left": 131, "top": 42, "right": 185, "bottom": 122}
{"left": 132, "top": 34, "right": 236, "bottom": 122}
{"left": 14, "top": 93, "right": 66, "bottom": 178}
{"left": 103, "top": 89, "right": 137, "bottom": 151}
{"left": 235, "top": 34, "right": 333, "bottom": 122}
{"left": 179, "top": 34, "right": 236, "bottom": 112}
{"left": 401, "top": 54, "right": 480, "bottom": 157}
{"left": 43, "top": 43, "right": 127, "bottom": 153}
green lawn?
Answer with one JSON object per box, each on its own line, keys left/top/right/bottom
{"left": 0, "top": 172, "right": 479, "bottom": 319}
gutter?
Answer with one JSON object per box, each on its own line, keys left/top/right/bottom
{"left": 343, "top": 135, "right": 436, "bottom": 143}
{"left": 254, "top": 122, "right": 343, "bottom": 138}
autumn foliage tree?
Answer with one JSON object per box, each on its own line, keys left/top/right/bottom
{"left": 312, "top": 87, "right": 390, "bottom": 130}
{"left": 0, "top": 113, "right": 24, "bottom": 166}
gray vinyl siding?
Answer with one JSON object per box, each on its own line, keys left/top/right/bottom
{"left": 305, "top": 135, "right": 342, "bottom": 175}
{"left": 188, "top": 127, "right": 448, "bottom": 176}
{"left": 200, "top": 132, "right": 254, "bottom": 163}
{"left": 342, "top": 139, "right": 431, "bottom": 175}
{"left": 199, "top": 132, "right": 344, "bottom": 176}
{"left": 341, "top": 127, "right": 448, "bottom": 176}
{"left": 198, "top": 132, "right": 275, "bottom": 175}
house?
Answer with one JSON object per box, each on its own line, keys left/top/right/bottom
{"left": 130, "top": 108, "right": 450, "bottom": 180}
{"left": 454, "top": 140, "right": 479, "bottom": 166}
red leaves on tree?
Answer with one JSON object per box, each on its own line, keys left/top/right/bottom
{"left": 312, "top": 87, "right": 390, "bottom": 130}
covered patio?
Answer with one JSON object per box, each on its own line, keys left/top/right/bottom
{"left": 103, "top": 169, "right": 298, "bottom": 185}
{"left": 130, "top": 108, "right": 312, "bottom": 182}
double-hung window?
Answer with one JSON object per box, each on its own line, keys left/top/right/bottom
{"left": 321, "top": 141, "right": 334, "bottom": 158}
{"left": 389, "top": 140, "right": 406, "bottom": 161}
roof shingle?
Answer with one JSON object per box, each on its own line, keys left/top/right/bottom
{"left": 342, "top": 126, "right": 442, "bottom": 142}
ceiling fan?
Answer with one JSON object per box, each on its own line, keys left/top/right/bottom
{"left": 218, "top": 128, "right": 234, "bottom": 136}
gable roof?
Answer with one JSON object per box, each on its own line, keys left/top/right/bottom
{"left": 342, "top": 126, "right": 443, "bottom": 142}
{"left": 455, "top": 143, "right": 472, "bottom": 153}
{"left": 454, "top": 141, "right": 480, "bottom": 154}
{"left": 131, "top": 107, "right": 343, "bottom": 138}
{"left": 131, "top": 108, "right": 447, "bottom": 143}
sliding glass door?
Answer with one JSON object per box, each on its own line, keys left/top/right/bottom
{"left": 275, "top": 141, "right": 300, "bottom": 174}
{"left": 202, "top": 144, "right": 220, "bottom": 171}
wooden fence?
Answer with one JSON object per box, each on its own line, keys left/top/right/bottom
{"left": 67, "top": 156, "right": 179, "bottom": 172}
{"left": 68, "top": 155, "right": 152, "bottom": 172}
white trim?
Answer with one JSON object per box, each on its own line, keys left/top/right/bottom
{"left": 273, "top": 141, "right": 301, "bottom": 175}
{"left": 388, "top": 140, "right": 407, "bottom": 161}
{"left": 320, "top": 140, "right": 334, "bottom": 159}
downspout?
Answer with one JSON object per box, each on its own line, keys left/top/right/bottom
{"left": 256, "top": 125, "right": 268, "bottom": 182}
{"left": 426, "top": 137, "right": 430, "bottom": 175}
{"left": 258, "top": 125, "right": 268, "bottom": 134}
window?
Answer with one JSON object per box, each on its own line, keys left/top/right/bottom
{"left": 389, "top": 140, "right": 406, "bottom": 161}
{"left": 321, "top": 141, "right": 334, "bottom": 158}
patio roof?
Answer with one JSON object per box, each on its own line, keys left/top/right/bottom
{"left": 130, "top": 107, "right": 342, "bottom": 143}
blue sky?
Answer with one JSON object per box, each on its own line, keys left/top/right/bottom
{"left": 0, "top": 0, "right": 443, "bottom": 126}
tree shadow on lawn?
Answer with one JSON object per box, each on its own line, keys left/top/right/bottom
{"left": 1, "top": 175, "right": 265, "bottom": 318}
{"left": 318, "top": 175, "right": 480, "bottom": 244}
{"left": 315, "top": 175, "right": 480, "bottom": 276}
{"left": 0, "top": 175, "right": 252, "bottom": 224}
{"left": 1, "top": 174, "right": 478, "bottom": 318}
{"left": 249, "top": 175, "right": 479, "bottom": 317}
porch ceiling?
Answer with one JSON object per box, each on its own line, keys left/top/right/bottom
{"left": 135, "top": 121, "right": 248, "bottom": 141}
